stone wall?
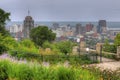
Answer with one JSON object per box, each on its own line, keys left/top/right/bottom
{"left": 117, "top": 46, "right": 120, "bottom": 59}
{"left": 72, "top": 46, "right": 78, "bottom": 55}
{"left": 80, "top": 41, "right": 86, "bottom": 50}
{"left": 96, "top": 43, "right": 103, "bottom": 54}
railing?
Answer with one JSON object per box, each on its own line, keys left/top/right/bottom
{"left": 89, "top": 49, "right": 118, "bottom": 60}
{"left": 10, "top": 50, "right": 98, "bottom": 64}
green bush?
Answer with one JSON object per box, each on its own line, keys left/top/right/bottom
{"left": 57, "top": 67, "right": 75, "bottom": 80}
{"left": 0, "top": 60, "right": 9, "bottom": 80}
{"left": 9, "top": 52, "right": 93, "bottom": 65}
{"left": 0, "top": 34, "right": 8, "bottom": 54}
{"left": 0, "top": 60, "right": 120, "bottom": 80}
{"left": 0, "top": 60, "right": 101, "bottom": 80}
{"left": 0, "top": 44, "right": 8, "bottom": 54}
{"left": 16, "top": 64, "right": 33, "bottom": 80}
{"left": 55, "top": 41, "right": 75, "bottom": 55}
{"left": 100, "top": 69, "right": 120, "bottom": 80}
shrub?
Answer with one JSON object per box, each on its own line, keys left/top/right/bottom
{"left": 16, "top": 64, "right": 33, "bottom": 80}
{"left": 0, "top": 44, "right": 8, "bottom": 54}
{"left": 0, "top": 60, "right": 9, "bottom": 80}
{"left": 0, "top": 60, "right": 100, "bottom": 80}
{"left": 57, "top": 67, "right": 75, "bottom": 80}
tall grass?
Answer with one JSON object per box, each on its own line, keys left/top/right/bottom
{"left": 0, "top": 60, "right": 100, "bottom": 80}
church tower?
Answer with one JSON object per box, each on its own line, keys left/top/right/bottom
{"left": 23, "top": 10, "right": 34, "bottom": 38}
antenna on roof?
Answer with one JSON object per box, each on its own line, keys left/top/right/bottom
{"left": 28, "top": 10, "right": 30, "bottom": 16}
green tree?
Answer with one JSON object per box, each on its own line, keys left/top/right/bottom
{"left": 0, "top": 8, "right": 10, "bottom": 54}
{"left": 56, "top": 41, "right": 75, "bottom": 55}
{"left": 103, "top": 39, "right": 116, "bottom": 53}
{"left": 103, "top": 39, "right": 109, "bottom": 52}
{"left": 42, "top": 41, "right": 53, "bottom": 49}
{"left": 0, "top": 34, "right": 8, "bottom": 54}
{"left": 0, "top": 25, "right": 9, "bottom": 36}
{"left": 114, "top": 33, "right": 120, "bottom": 46}
{"left": 0, "top": 8, "right": 10, "bottom": 36}
{"left": 30, "top": 26, "right": 56, "bottom": 46}
{"left": 111, "top": 33, "right": 120, "bottom": 53}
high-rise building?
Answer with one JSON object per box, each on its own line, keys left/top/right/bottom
{"left": 99, "top": 20, "right": 106, "bottom": 27}
{"left": 52, "top": 23, "right": 59, "bottom": 30}
{"left": 75, "top": 23, "right": 83, "bottom": 35}
{"left": 23, "top": 11, "right": 34, "bottom": 38}
{"left": 85, "top": 23, "right": 94, "bottom": 32}
{"left": 97, "top": 20, "right": 107, "bottom": 34}
{"left": 92, "top": 26, "right": 97, "bottom": 33}
{"left": 9, "top": 24, "right": 23, "bottom": 40}
{"left": 9, "top": 24, "right": 22, "bottom": 33}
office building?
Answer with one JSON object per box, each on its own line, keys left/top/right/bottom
{"left": 97, "top": 20, "right": 107, "bottom": 34}
{"left": 75, "top": 23, "right": 83, "bottom": 35}
{"left": 23, "top": 11, "right": 34, "bottom": 38}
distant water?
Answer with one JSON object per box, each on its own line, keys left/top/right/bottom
{"left": 6, "top": 21, "right": 120, "bottom": 28}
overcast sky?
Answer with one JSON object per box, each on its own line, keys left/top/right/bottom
{"left": 0, "top": 0, "right": 120, "bottom": 21}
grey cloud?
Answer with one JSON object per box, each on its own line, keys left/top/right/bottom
{"left": 0, "top": 0, "right": 120, "bottom": 21}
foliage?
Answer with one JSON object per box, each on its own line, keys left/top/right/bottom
{"left": 0, "top": 8, "right": 10, "bottom": 25}
{"left": 9, "top": 52, "right": 93, "bottom": 65}
{"left": 20, "top": 39, "right": 35, "bottom": 48}
{"left": 19, "top": 39, "right": 39, "bottom": 53}
{"left": 0, "top": 34, "right": 20, "bottom": 54}
{"left": 0, "top": 34, "right": 8, "bottom": 54}
{"left": 55, "top": 41, "right": 75, "bottom": 55}
{"left": 0, "top": 60, "right": 9, "bottom": 80}
{"left": 1, "top": 60, "right": 120, "bottom": 80}
{"left": 42, "top": 41, "right": 53, "bottom": 49}
{"left": 0, "top": 60, "right": 101, "bottom": 80}
{"left": 41, "top": 41, "right": 76, "bottom": 55}
{"left": 0, "top": 8, "right": 10, "bottom": 36}
{"left": 101, "top": 52, "right": 116, "bottom": 60}
{"left": 0, "top": 8, "right": 10, "bottom": 54}
{"left": 103, "top": 39, "right": 116, "bottom": 53}
{"left": 114, "top": 33, "right": 120, "bottom": 47}
{"left": 9, "top": 40, "right": 84, "bottom": 64}
{"left": 100, "top": 69, "right": 120, "bottom": 80}
{"left": 57, "top": 67, "right": 75, "bottom": 80}
{"left": 39, "top": 48, "right": 56, "bottom": 55}
{"left": 30, "top": 26, "right": 56, "bottom": 46}
{"left": 42, "top": 41, "right": 60, "bottom": 55}
{"left": 3, "top": 36, "right": 19, "bottom": 50}
{"left": 0, "top": 26, "right": 10, "bottom": 36}
{"left": 0, "top": 35, "right": 39, "bottom": 55}
{"left": 0, "top": 44, "right": 7, "bottom": 54}
{"left": 85, "top": 38, "right": 98, "bottom": 48}
{"left": 8, "top": 39, "right": 39, "bottom": 56}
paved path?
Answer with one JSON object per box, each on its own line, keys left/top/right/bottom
{"left": 97, "top": 56, "right": 115, "bottom": 62}
{"left": 90, "top": 57, "right": 120, "bottom": 71}
{"left": 95, "top": 61, "right": 120, "bottom": 71}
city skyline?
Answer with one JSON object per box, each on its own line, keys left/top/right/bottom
{"left": 0, "top": 0, "right": 120, "bottom": 21}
